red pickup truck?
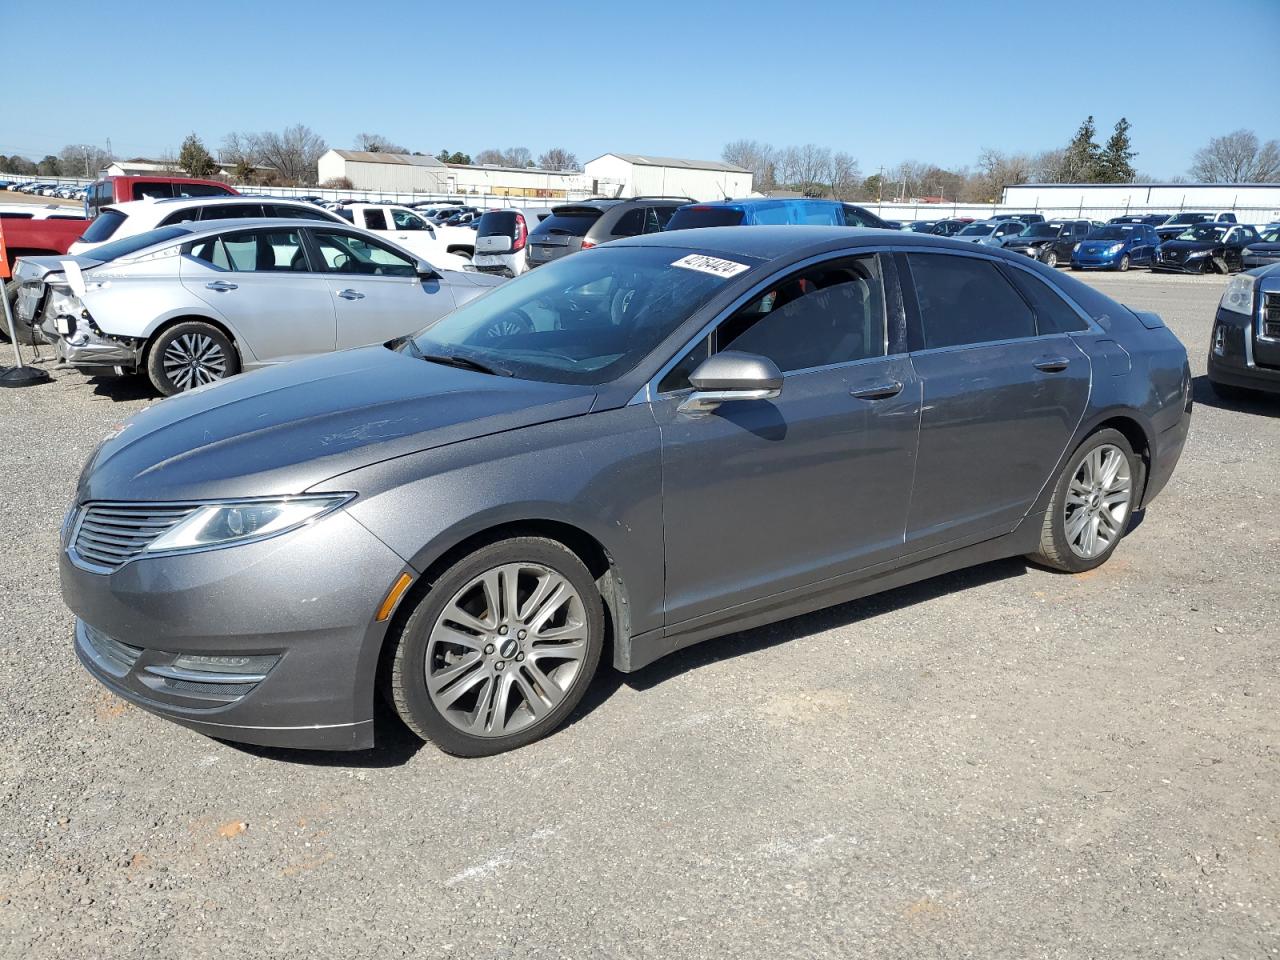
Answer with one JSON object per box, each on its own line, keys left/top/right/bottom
{"left": 1, "top": 215, "right": 89, "bottom": 275}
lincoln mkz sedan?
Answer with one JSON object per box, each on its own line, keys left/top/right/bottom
{"left": 62, "top": 228, "right": 1192, "bottom": 756}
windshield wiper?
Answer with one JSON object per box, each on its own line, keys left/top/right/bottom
{"left": 418, "top": 352, "right": 512, "bottom": 377}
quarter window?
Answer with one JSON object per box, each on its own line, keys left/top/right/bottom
{"left": 611, "top": 209, "right": 645, "bottom": 236}
{"left": 189, "top": 230, "right": 307, "bottom": 272}
{"left": 1003, "top": 267, "right": 1088, "bottom": 335}
{"left": 907, "top": 253, "right": 1036, "bottom": 349}
{"left": 271, "top": 204, "right": 333, "bottom": 221}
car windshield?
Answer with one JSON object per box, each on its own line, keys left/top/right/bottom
{"left": 1167, "top": 214, "right": 1208, "bottom": 225}
{"left": 1178, "top": 225, "right": 1227, "bottom": 242}
{"left": 407, "top": 246, "right": 752, "bottom": 386}
{"left": 86, "top": 225, "right": 193, "bottom": 262}
{"left": 1088, "top": 226, "right": 1133, "bottom": 241}
{"left": 957, "top": 223, "right": 996, "bottom": 237}
{"left": 1019, "top": 223, "right": 1062, "bottom": 238}
{"left": 906, "top": 222, "right": 936, "bottom": 232}
{"left": 1259, "top": 228, "right": 1280, "bottom": 242}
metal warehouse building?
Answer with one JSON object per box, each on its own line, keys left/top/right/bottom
{"left": 317, "top": 150, "right": 448, "bottom": 192}
{"left": 583, "top": 153, "right": 753, "bottom": 202}
{"left": 1001, "top": 182, "right": 1280, "bottom": 219}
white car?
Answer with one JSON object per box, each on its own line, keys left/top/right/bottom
{"left": 13, "top": 217, "right": 503, "bottom": 395}
{"left": 471, "top": 207, "right": 555, "bottom": 277}
{"left": 336, "top": 203, "right": 471, "bottom": 268}
{"left": 0, "top": 202, "right": 86, "bottom": 221}
{"left": 69, "top": 195, "right": 348, "bottom": 255}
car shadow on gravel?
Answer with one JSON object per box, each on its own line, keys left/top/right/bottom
{"left": 1192, "top": 375, "right": 1278, "bottom": 417}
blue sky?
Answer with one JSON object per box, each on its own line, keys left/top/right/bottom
{"left": 3, "top": 0, "right": 1276, "bottom": 178}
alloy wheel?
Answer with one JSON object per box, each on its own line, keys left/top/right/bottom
{"left": 425, "top": 562, "right": 589, "bottom": 737}
{"left": 1064, "top": 443, "right": 1132, "bottom": 559}
{"left": 1045, "top": 251, "right": 1058, "bottom": 268}
{"left": 162, "top": 333, "right": 228, "bottom": 391}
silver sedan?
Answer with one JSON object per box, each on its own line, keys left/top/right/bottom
{"left": 13, "top": 218, "right": 503, "bottom": 395}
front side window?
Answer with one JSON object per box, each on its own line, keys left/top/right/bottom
{"left": 659, "top": 255, "right": 886, "bottom": 391}
{"left": 391, "top": 209, "right": 428, "bottom": 231}
{"left": 908, "top": 253, "right": 1036, "bottom": 349}
{"left": 189, "top": 230, "right": 307, "bottom": 272}
{"left": 408, "top": 246, "right": 752, "bottom": 386}
{"left": 362, "top": 208, "right": 388, "bottom": 230}
{"left": 312, "top": 230, "right": 415, "bottom": 277}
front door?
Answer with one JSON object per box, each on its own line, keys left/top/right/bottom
{"left": 180, "top": 226, "right": 337, "bottom": 364}
{"left": 309, "top": 229, "right": 457, "bottom": 348}
{"left": 901, "top": 252, "right": 1092, "bottom": 550}
{"left": 657, "top": 253, "right": 920, "bottom": 628}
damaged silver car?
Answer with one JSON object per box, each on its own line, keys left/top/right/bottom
{"left": 13, "top": 219, "right": 502, "bottom": 395}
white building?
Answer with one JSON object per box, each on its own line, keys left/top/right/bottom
{"left": 583, "top": 153, "right": 752, "bottom": 202}
{"left": 443, "top": 163, "right": 584, "bottom": 199}
{"left": 1001, "top": 182, "right": 1280, "bottom": 220}
{"left": 317, "top": 150, "right": 449, "bottom": 192}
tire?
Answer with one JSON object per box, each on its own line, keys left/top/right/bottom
{"left": 1117, "top": 254, "right": 1130, "bottom": 272}
{"left": 390, "top": 537, "right": 605, "bottom": 757}
{"left": 1209, "top": 379, "right": 1253, "bottom": 403}
{"left": 1044, "top": 251, "right": 1059, "bottom": 268}
{"left": 145, "top": 321, "right": 239, "bottom": 397}
{"left": 1029, "top": 429, "right": 1138, "bottom": 574}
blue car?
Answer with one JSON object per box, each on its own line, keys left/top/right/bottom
{"left": 665, "top": 198, "right": 891, "bottom": 230}
{"left": 1071, "top": 223, "right": 1160, "bottom": 271}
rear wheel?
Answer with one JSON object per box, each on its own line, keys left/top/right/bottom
{"left": 146, "top": 321, "right": 239, "bottom": 396}
{"left": 390, "top": 537, "right": 605, "bottom": 757}
{"left": 1029, "top": 429, "right": 1138, "bottom": 573}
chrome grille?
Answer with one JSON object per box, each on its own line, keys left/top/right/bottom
{"left": 1264, "top": 293, "right": 1280, "bottom": 341}
{"left": 72, "top": 503, "right": 199, "bottom": 571}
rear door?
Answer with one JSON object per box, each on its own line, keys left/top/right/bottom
{"left": 180, "top": 226, "right": 337, "bottom": 364}
{"left": 309, "top": 228, "right": 457, "bottom": 348}
{"left": 900, "top": 251, "right": 1091, "bottom": 550}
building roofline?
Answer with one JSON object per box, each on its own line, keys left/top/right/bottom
{"left": 1004, "top": 182, "right": 1280, "bottom": 189}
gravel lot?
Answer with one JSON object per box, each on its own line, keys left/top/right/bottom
{"left": 1, "top": 270, "right": 1276, "bottom": 959}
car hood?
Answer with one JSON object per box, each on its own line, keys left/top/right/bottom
{"left": 1244, "top": 242, "right": 1280, "bottom": 252}
{"left": 1160, "top": 239, "right": 1221, "bottom": 252}
{"left": 77, "top": 345, "right": 597, "bottom": 503}
{"left": 1076, "top": 239, "right": 1126, "bottom": 253}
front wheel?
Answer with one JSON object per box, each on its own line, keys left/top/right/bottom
{"left": 390, "top": 537, "right": 605, "bottom": 756}
{"left": 1043, "top": 251, "right": 1059, "bottom": 268}
{"left": 1029, "top": 429, "right": 1138, "bottom": 573}
{"left": 146, "top": 321, "right": 239, "bottom": 396}
{"left": 1117, "top": 254, "right": 1131, "bottom": 272}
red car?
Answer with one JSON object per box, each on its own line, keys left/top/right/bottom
{"left": 85, "top": 175, "right": 237, "bottom": 218}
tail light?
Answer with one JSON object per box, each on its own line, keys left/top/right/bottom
{"left": 580, "top": 238, "right": 596, "bottom": 250}
{"left": 512, "top": 214, "right": 528, "bottom": 252}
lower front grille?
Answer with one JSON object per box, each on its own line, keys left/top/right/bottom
{"left": 83, "top": 623, "right": 143, "bottom": 675}
{"left": 72, "top": 503, "right": 199, "bottom": 571}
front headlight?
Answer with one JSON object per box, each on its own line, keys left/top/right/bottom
{"left": 1073, "top": 243, "right": 1081, "bottom": 252}
{"left": 1218, "top": 274, "right": 1255, "bottom": 316}
{"left": 1106, "top": 243, "right": 1125, "bottom": 254}
{"left": 144, "top": 494, "right": 354, "bottom": 554}
{"left": 1185, "top": 249, "right": 1209, "bottom": 258}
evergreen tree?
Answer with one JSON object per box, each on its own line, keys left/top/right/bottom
{"left": 1063, "top": 116, "right": 1100, "bottom": 182}
{"left": 178, "top": 134, "right": 217, "bottom": 178}
{"left": 1097, "top": 118, "right": 1137, "bottom": 183}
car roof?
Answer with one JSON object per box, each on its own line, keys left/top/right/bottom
{"left": 106, "top": 195, "right": 326, "bottom": 217}
{"left": 140, "top": 216, "right": 359, "bottom": 243}
{"left": 610, "top": 224, "right": 1034, "bottom": 262}
{"left": 679, "top": 197, "right": 842, "bottom": 210}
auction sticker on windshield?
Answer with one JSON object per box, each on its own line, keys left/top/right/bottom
{"left": 671, "top": 254, "right": 750, "bottom": 279}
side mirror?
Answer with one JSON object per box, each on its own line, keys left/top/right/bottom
{"left": 415, "top": 259, "right": 441, "bottom": 280}
{"left": 678, "top": 351, "right": 783, "bottom": 416}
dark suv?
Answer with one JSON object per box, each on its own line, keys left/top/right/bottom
{"left": 1002, "top": 220, "right": 1093, "bottom": 267}
{"left": 526, "top": 197, "right": 692, "bottom": 267}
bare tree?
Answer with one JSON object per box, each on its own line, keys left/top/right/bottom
{"left": 1189, "top": 130, "right": 1280, "bottom": 183}
{"left": 475, "top": 147, "right": 533, "bottom": 167}
{"left": 242, "top": 124, "right": 327, "bottom": 185}
{"left": 58, "top": 143, "right": 113, "bottom": 178}
{"left": 828, "top": 152, "right": 861, "bottom": 200}
{"left": 354, "top": 132, "right": 409, "bottom": 154}
{"left": 536, "top": 147, "right": 580, "bottom": 171}
{"left": 722, "top": 139, "right": 777, "bottom": 191}
{"left": 963, "top": 148, "right": 1032, "bottom": 202}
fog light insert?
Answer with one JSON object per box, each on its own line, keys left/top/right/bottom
{"left": 1213, "top": 324, "right": 1226, "bottom": 356}
{"left": 145, "top": 653, "right": 280, "bottom": 684}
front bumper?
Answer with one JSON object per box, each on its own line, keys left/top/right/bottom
{"left": 1152, "top": 254, "right": 1211, "bottom": 273}
{"left": 62, "top": 509, "right": 411, "bottom": 750}
{"left": 1207, "top": 306, "right": 1280, "bottom": 396}
{"left": 1071, "top": 254, "right": 1121, "bottom": 270}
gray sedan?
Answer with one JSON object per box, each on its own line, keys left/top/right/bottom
{"left": 61, "top": 227, "right": 1192, "bottom": 756}
{"left": 13, "top": 218, "right": 502, "bottom": 395}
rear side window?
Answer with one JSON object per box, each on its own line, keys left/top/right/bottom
{"left": 79, "top": 209, "right": 127, "bottom": 243}
{"left": 271, "top": 204, "right": 332, "bottom": 221}
{"left": 531, "top": 211, "right": 600, "bottom": 237}
{"left": 907, "top": 253, "right": 1036, "bottom": 349}
{"left": 1003, "top": 267, "right": 1088, "bottom": 335}
{"left": 0, "top": 212, "right": 33, "bottom": 219}
{"left": 611, "top": 209, "right": 645, "bottom": 236}
{"left": 159, "top": 206, "right": 202, "bottom": 226}
{"left": 196, "top": 203, "right": 265, "bottom": 222}
{"left": 132, "top": 182, "right": 175, "bottom": 201}
{"left": 179, "top": 183, "right": 233, "bottom": 198}
{"left": 190, "top": 229, "right": 307, "bottom": 272}
{"left": 665, "top": 206, "right": 745, "bottom": 230}
{"left": 362, "top": 209, "right": 388, "bottom": 230}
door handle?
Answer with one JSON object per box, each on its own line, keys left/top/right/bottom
{"left": 337, "top": 289, "right": 365, "bottom": 300}
{"left": 205, "top": 281, "right": 238, "bottom": 292}
{"left": 1034, "top": 356, "right": 1071, "bottom": 372}
{"left": 849, "top": 379, "right": 904, "bottom": 400}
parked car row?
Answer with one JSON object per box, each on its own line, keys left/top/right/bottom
{"left": 0, "top": 179, "right": 88, "bottom": 201}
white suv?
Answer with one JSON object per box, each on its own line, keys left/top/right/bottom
{"left": 471, "top": 207, "right": 556, "bottom": 277}
{"left": 70, "top": 196, "right": 346, "bottom": 255}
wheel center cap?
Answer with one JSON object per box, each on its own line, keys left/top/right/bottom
{"left": 499, "top": 638, "right": 519, "bottom": 659}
